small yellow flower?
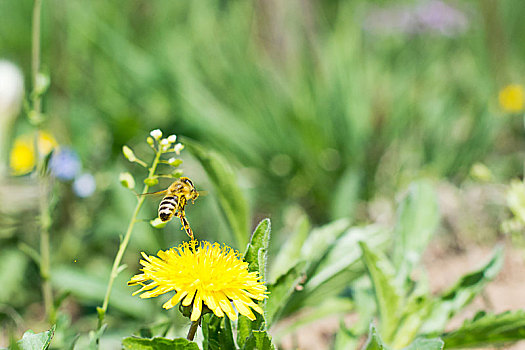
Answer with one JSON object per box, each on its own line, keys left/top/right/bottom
{"left": 10, "top": 137, "right": 35, "bottom": 175}
{"left": 9, "top": 132, "right": 57, "bottom": 175}
{"left": 38, "top": 131, "right": 58, "bottom": 155}
{"left": 499, "top": 84, "right": 525, "bottom": 113}
{"left": 128, "top": 241, "right": 268, "bottom": 322}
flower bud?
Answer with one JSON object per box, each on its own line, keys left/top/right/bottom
{"left": 122, "top": 145, "right": 137, "bottom": 162}
{"left": 150, "top": 129, "right": 162, "bottom": 140}
{"left": 168, "top": 158, "right": 183, "bottom": 167}
{"left": 174, "top": 143, "right": 184, "bottom": 155}
{"left": 167, "top": 134, "right": 177, "bottom": 143}
{"left": 146, "top": 136, "right": 154, "bottom": 146}
{"left": 35, "top": 72, "right": 50, "bottom": 96}
{"left": 171, "top": 169, "right": 183, "bottom": 178}
{"left": 144, "top": 177, "right": 159, "bottom": 187}
{"left": 119, "top": 172, "right": 135, "bottom": 189}
{"left": 150, "top": 217, "right": 167, "bottom": 228}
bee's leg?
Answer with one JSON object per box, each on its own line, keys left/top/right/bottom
{"left": 176, "top": 197, "right": 193, "bottom": 240}
{"left": 181, "top": 216, "right": 194, "bottom": 240}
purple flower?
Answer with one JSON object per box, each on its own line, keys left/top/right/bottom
{"left": 364, "top": 0, "right": 468, "bottom": 37}
{"left": 49, "top": 147, "right": 81, "bottom": 180}
{"left": 73, "top": 173, "right": 96, "bottom": 198}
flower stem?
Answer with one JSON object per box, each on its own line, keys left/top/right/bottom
{"left": 97, "top": 149, "right": 162, "bottom": 330}
{"left": 32, "top": 0, "right": 42, "bottom": 116}
{"left": 187, "top": 320, "right": 199, "bottom": 341}
{"left": 32, "top": 0, "right": 56, "bottom": 325}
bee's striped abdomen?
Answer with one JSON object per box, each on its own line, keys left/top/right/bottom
{"left": 158, "top": 196, "right": 178, "bottom": 222}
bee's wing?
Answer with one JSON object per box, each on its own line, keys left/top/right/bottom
{"left": 137, "top": 189, "right": 168, "bottom": 198}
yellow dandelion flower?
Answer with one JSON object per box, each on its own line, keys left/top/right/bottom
{"left": 38, "top": 131, "right": 58, "bottom": 155}
{"left": 10, "top": 137, "right": 36, "bottom": 175}
{"left": 499, "top": 84, "right": 525, "bottom": 113}
{"left": 9, "top": 131, "right": 58, "bottom": 175}
{"left": 128, "top": 240, "right": 268, "bottom": 322}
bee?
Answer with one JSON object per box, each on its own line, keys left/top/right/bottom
{"left": 145, "top": 177, "right": 200, "bottom": 239}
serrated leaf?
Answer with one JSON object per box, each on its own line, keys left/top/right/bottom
{"left": 392, "top": 181, "right": 439, "bottom": 284}
{"left": 362, "top": 324, "right": 389, "bottom": 350}
{"left": 186, "top": 140, "right": 249, "bottom": 249}
{"left": 244, "top": 219, "right": 271, "bottom": 281}
{"left": 243, "top": 330, "right": 275, "bottom": 350}
{"left": 122, "top": 336, "right": 199, "bottom": 350}
{"left": 16, "top": 326, "right": 55, "bottom": 350}
{"left": 266, "top": 261, "right": 307, "bottom": 327}
{"left": 420, "top": 246, "right": 504, "bottom": 334}
{"left": 402, "top": 338, "right": 444, "bottom": 350}
{"left": 360, "top": 242, "right": 402, "bottom": 343}
{"left": 442, "top": 310, "right": 525, "bottom": 348}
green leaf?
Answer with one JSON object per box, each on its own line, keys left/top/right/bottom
{"left": 274, "top": 298, "right": 354, "bottom": 342}
{"left": 269, "top": 210, "right": 310, "bottom": 282}
{"left": 202, "top": 314, "right": 235, "bottom": 350}
{"left": 243, "top": 330, "right": 276, "bottom": 350}
{"left": 402, "top": 338, "right": 444, "bottom": 350}
{"left": 334, "top": 320, "right": 359, "bottom": 350}
{"left": 442, "top": 310, "right": 525, "bottom": 348}
{"left": 244, "top": 218, "right": 271, "bottom": 282}
{"left": 390, "top": 293, "right": 432, "bottom": 348}
{"left": 362, "top": 324, "right": 389, "bottom": 350}
{"left": 186, "top": 140, "right": 249, "bottom": 249}
{"left": 279, "top": 224, "right": 386, "bottom": 318}
{"left": 15, "top": 326, "right": 55, "bottom": 350}
{"left": 308, "top": 225, "right": 389, "bottom": 291}
{"left": 87, "top": 324, "right": 106, "bottom": 350}
{"left": 266, "top": 261, "right": 307, "bottom": 327}
{"left": 0, "top": 249, "right": 29, "bottom": 303}
{"left": 300, "top": 218, "right": 350, "bottom": 263}
{"left": 392, "top": 181, "right": 440, "bottom": 284}
{"left": 419, "top": 246, "right": 504, "bottom": 334}
{"left": 237, "top": 316, "right": 252, "bottom": 349}
{"left": 359, "top": 242, "right": 402, "bottom": 343}
{"left": 122, "top": 337, "right": 199, "bottom": 350}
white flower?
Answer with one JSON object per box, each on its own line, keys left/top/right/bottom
{"left": 174, "top": 143, "right": 184, "bottom": 155}
{"left": 0, "top": 60, "right": 24, "bottom": 119}
{"left": 150, "top": 129, "right": 162, "bottom": 140}
{"left": 167, "top": 135, "right": 177, "bottom": 143}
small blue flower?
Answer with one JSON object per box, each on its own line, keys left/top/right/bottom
{"left": 73, "top": 173, "right": 96, "bottom": 198}
{"left": 49, "top": 147, "right": 81, "bottom": 180}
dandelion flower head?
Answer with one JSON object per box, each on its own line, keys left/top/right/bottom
{"left": 499, "top": 84, "right": 524, "bottom": 113}
{"left": 10, "top": 131, "right": 57, "bottom": 175}
{"left": 128, "top": 241, "right": 268, "bottom": 322}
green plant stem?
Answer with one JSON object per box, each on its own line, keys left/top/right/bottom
{"left": 187, "top": 320, "right": 199, "bottom": 341}
{"left": 32, "top": 0, "right": 42, "bottom": 115}
{"left": 32, "top": 0, "right": 55, "bottom": 325}
{"left": 97, "top": 149, "right": 162, "bottom": 330}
